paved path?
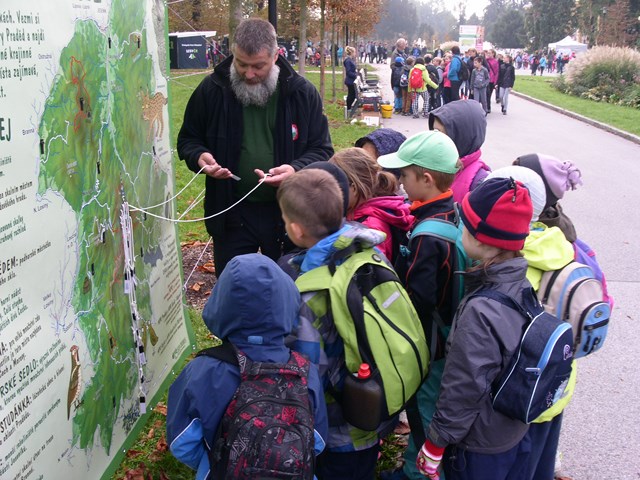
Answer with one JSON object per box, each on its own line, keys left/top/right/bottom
{"left": 368, "top": 62, "right": 640, "bottom": 479}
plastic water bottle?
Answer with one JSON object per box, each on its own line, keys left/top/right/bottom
{"left": 342, "top": 363, "right": 384, "bottom": 431}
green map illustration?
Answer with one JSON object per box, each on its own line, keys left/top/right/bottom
{"left": 37, "top": 0, "right": 170, "bottom": 454}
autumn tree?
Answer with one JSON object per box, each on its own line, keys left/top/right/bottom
{"left": 598, "top": 0, "right": 639, "bottom": 46}
{"left": 575, "top": 0, "right": 610, "bottom": 46}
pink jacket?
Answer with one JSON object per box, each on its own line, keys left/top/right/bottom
{"left": 351, "top": 196, "right": 414, "bottom": 261}
{"left": 451, "top": 150, "right": 491, "bottom": 203}
{"left": 486, "top": 57, "right": 499, "bottom": 84}
{"left": 443, "top": 62, "right": 451, "bottom": 88}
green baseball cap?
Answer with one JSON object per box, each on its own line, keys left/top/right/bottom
{"left": 377, "top": 130, "right": 460, "bottom": 173}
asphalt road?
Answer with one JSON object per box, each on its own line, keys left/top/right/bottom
{"left": 367, "top": 62, "right": 640, "bottom": 479}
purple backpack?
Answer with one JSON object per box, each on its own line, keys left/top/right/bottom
{"left": 198, "top": 343, "right": 315, "bottom": 480}
{"left": 573, "top": 238, "right": 614, "bottom": 308}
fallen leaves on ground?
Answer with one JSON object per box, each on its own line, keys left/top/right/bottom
{"left": 124, "top": 463, "right": 152, "bottom": 480}
{"left": 126, "top": 449, "right": 144, "bottom": 459}
{"left": 154, "top": 402, "right": 167, "bottom": 416}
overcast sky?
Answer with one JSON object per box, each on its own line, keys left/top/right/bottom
{"left": 442, "top": 0, "right": 490, "bottom": 19}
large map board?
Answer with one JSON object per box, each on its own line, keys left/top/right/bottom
{"left": 0, "top": 0, "right": 193, "bottom": 478}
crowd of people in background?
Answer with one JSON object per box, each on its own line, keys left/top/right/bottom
{"left": 341, "top": 36, "right": 579, "bottom": 119}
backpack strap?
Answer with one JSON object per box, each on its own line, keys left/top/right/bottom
{"left": 409, "top": 218, "right": 459, "bottom": 244}
{"left": 196, "top": 341, "right": 239, "bottom": 366}
{"left": 469, "top": 288, "right": 542, "bottom": 321}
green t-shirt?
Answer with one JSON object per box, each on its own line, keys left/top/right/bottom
{"left": 235, "top": 89, "right": 279, "bottom": 202}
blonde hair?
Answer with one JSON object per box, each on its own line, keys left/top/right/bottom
{"left": 277, "top": 169, "right": 343, "bottom": 239}
{"left": 345, "top": 46, "right": 356, "bottom": 57}
{"left": 329, "top": 148, "right": 398, "bottom": 213}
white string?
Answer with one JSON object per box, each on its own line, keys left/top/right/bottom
{"left": 139, "top": 165, "right": 207, "bottom": 210}
{"left": 183, "top": 236, "right": 213, "bottom": 290}
{"left": 170, "top": 71, "right": 211, "bottom": 81}
{"left": 178, "top": 188, "right": 206, "bottom": 220}
{"left": 129, "top": 174, "right": 272, "bottom": 223}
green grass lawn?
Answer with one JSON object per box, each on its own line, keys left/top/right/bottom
{"left": 514, "top": 76, "right": 640, "bottom": 136}
{"left": 112, "top": 67, "right": 381, "bottom": 479}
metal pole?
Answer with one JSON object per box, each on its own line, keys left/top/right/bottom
{"left": 269, "top": 0, "right": 277, "bottom": 31}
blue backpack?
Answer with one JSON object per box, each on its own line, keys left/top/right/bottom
{"left": 472, "top": 288, "right": 574, "bottom": 424}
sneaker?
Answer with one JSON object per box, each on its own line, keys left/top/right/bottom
{"left": 379, "top": 468, "right": 410, "bottom": 480}
{"left": 502, "top": 110, "right": 507, "bottom": 115}
{"left": 412, "top": 114, "right": 419, "bottom": 118}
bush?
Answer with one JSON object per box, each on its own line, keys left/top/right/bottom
{"left": 557, "top": 46, "right": 640, "bottom": 109}
{"left": 440, "top": 41, "right": 459, "bottom": 52}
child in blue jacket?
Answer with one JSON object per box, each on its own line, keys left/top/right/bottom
{"left": 166, "top": 253, "right": 328, "bottom": 479}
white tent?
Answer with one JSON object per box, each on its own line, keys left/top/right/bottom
{"left": 548, "top": 36, "right": 588, "bottom": 53}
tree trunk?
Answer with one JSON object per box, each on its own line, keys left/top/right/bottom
{"left": 298, "top": 0, "right": 307, "bottom": 76}
{"left": 320, "top": 0, "right": 326, "bottom": 100}
{"left": 228, "top": 0, "right": 243, "bottom": 41}
{"left": 331, "top": 18, "right": 337, "bottom": 102}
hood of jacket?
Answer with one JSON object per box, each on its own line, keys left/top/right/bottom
{"left": 463, "top": 256, "right": 529, "bottom": 293}
{"left": 429, "top": 100, "right": 486, "bottom": 157}
{"left": 522, "top": 224, "right": 574, "bottom": 290}
{"left": 299, "top": 222, "right": 386, "bottom": 274}
{"left": 353, "top": 196, "right": 414, "bottom": 230}
{"left": 202, "top": 253, "right": 300, "bottom": 355}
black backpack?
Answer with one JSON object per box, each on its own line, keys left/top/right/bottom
{"left": 197, "top": 342, "right": 315, "bottom": 480}
{"left": 456, "top": 57, "right": 470, "bottom": 81}
{"left": 426, "top": 64, "right": 439, "bottom": 89}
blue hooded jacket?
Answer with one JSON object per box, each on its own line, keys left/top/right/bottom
{"left": 166, "top": 254, "right": 328, "bottom": 479}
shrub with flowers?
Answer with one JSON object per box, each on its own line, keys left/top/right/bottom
{"left": 553, "top": 46, "right": 640, "bottom": 109}
{"left": 439, "top": 41, "right": 460, "bottom": 53}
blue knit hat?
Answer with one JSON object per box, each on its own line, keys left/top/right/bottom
{"left": 355, "top": 128, "right": 407, "bottom": 157}
{"left": 395, "top": 56, "right": 404, "bottom": 65}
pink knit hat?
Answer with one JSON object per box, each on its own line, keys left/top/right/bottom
{"left": 514, "top": 153, "right": 582, "bottom": 210}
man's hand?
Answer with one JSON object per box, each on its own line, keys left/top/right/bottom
{"left": 254, "top": 164, "right": 295, "bottom": 187}
{"left": 198, "top": 152, "right": 233, "bottom": 179}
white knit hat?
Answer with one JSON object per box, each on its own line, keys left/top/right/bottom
{"left": 485, "top": 166, "right": 546, "bottom": 223}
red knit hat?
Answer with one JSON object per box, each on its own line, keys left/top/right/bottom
{"left": 460, "top": 177, "right": 533, "bottom": 251}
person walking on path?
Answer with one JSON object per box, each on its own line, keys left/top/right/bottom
{"left": 498, "top": 55, "right": 516, "bottom": 115}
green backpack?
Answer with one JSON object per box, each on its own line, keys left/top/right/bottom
{"left": 295, "top": 243, "right": 429, "bottom": 429}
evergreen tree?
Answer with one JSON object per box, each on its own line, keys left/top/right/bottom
{"left": 525, "top": 0, "right": 576, "bottom": 50}
{"left": 489, "top": 7, "right": 526, "bottom": 47}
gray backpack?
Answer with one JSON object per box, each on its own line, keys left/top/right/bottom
{"left": 538, "top": 261, "right": 610, "bottom": 358}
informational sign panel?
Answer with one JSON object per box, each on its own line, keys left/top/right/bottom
{"left": 459, "top": 24, "right": 484, "bottom": 51}
{"left": 169, "top": 34, "right": 208, "bottom": 69}
{"left": 0, "top": 1, "right": 193, "bottom": 478}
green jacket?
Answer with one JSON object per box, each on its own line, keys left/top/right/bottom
{"left": 522, "top": 222, "right": 577, "bottom": 422}
{"left": 408, "top": 64, "right": 438, "bottom": 92}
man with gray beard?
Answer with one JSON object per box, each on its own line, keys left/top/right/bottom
{"left": 177, "top": 18, "right": 333, "bottom": 276}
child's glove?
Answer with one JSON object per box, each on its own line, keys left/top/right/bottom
{"left": 416, "top": 440, "right": 445, "bottom": 479}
